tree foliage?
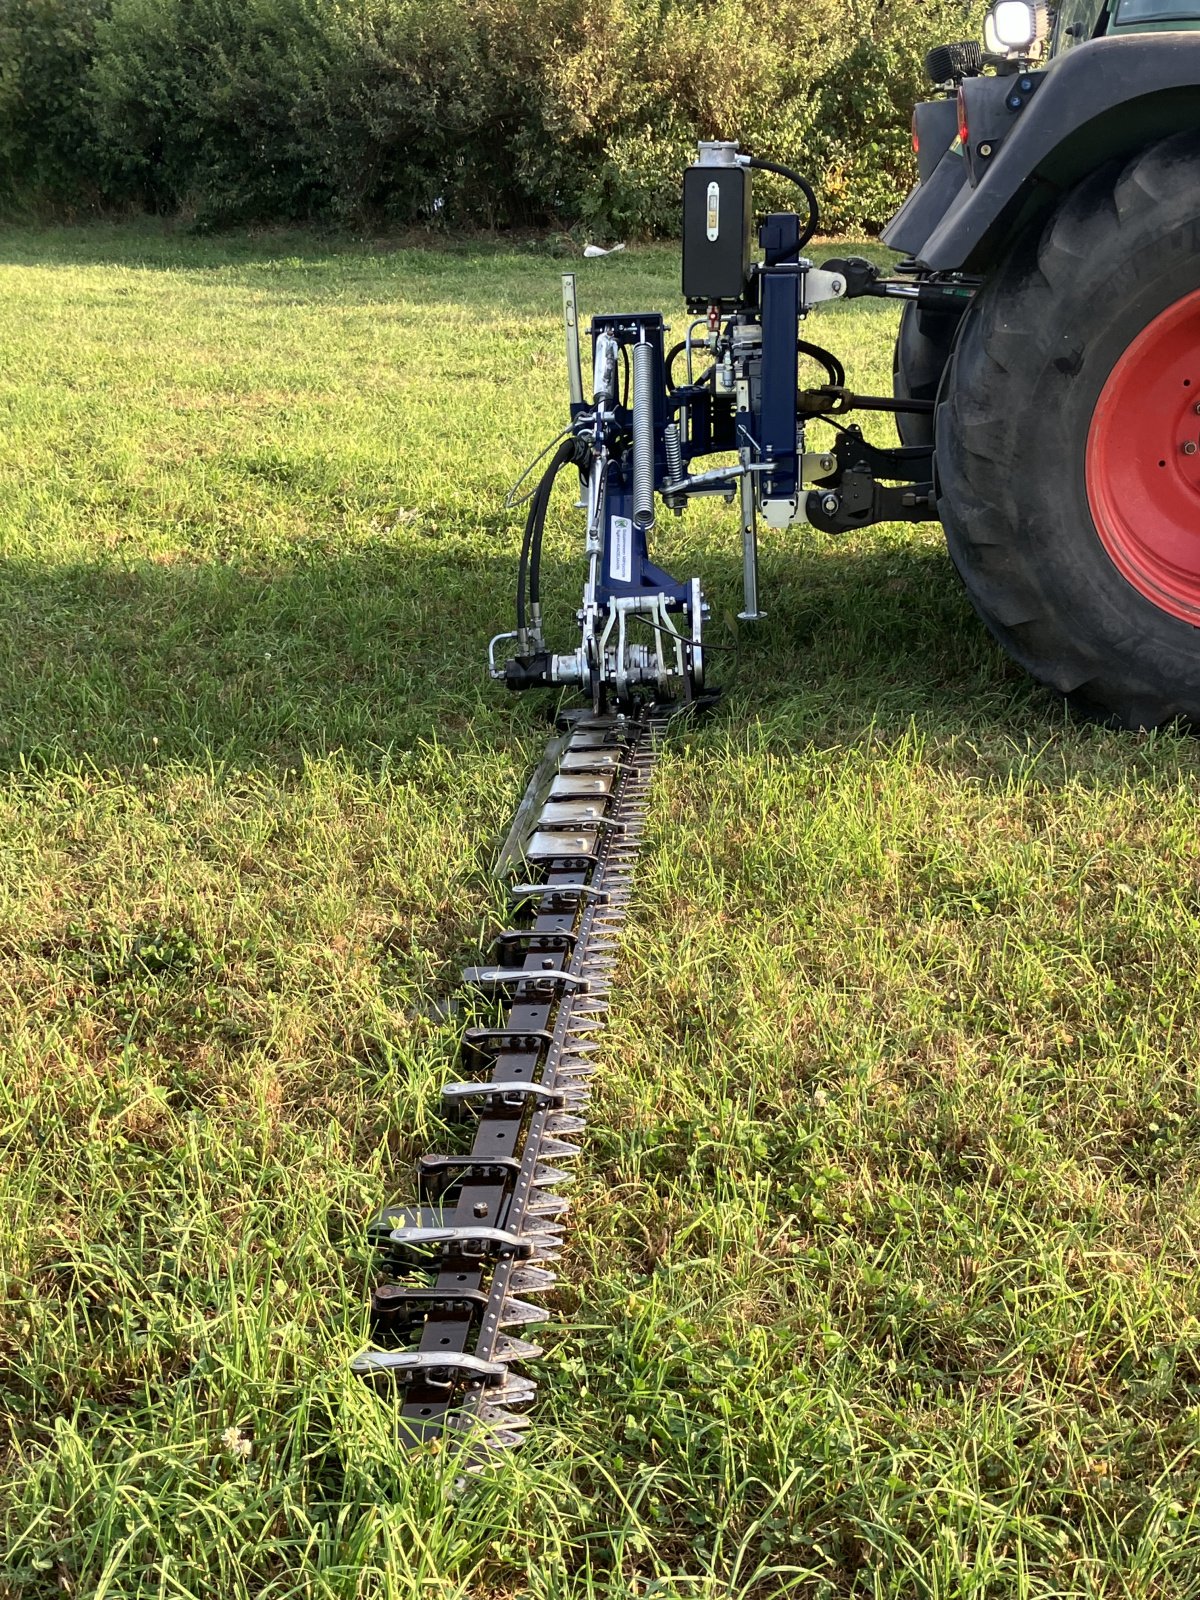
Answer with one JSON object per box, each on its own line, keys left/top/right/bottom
{"left": 0, "top": 0, "right": 976, "bottom": 230}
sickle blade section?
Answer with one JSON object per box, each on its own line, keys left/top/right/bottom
{"left": 352, "top": 709, "right": 665, "bottom": 1460}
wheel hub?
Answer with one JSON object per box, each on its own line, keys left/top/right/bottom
{"left": 1086, "top": 287, "right": 1200, "bottom": 624}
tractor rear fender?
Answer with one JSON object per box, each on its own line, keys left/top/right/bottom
{"left": 882, "top": 32, "right": 1200, "bottom": 272}
{"left": 914, "top": 97, "right": 959, "bottom": 184}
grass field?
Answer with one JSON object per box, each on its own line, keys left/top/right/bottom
{"left": 2, "top": 225, "right": 1200, "bottom": 1600}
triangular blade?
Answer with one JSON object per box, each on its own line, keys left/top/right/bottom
{"left": 537, "top": 1137, "right": 581, "bottom": 1160}
{"left": 476, "top": 1404, "right": 534, "bottom": 1431}
{"left": 546, "top": 1114, "right": 587, "bottom": 1135}
{"left": 493, "top": 1334, "right": 545, "bottom": 1363}
{"left": 533, "top": 1163, "right": 575, "bottom": 1187}
{"left": 510, "top": 1265, "right": 558, "bottom": 1294}
{"left": 497, "top": 1297, "right": 551, "bottom": 1327}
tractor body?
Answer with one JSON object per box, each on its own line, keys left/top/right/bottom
{"left": 890, "top": 1, "right": 1200, "bottom": 728}
{"left": 890, "top": 31, "right": 1200, "bottom": 274}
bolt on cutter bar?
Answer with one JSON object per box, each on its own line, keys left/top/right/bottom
{"left": 491, "top": 140, "right": 958, "bottom": 713}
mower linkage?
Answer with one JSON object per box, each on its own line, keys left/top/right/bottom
{"left": 352, "top": 143, "right": 974, "bottom": 1462}
{"left": 804, "top": 426, "right": 937, "bottom": 534}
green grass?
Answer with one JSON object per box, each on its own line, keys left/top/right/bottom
{"left": 2, "top": 222, "right": 1200, "bottom": 1599}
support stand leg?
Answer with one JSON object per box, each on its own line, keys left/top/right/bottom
{"left": 738, "top": 472, "right": 766, "bottom": 622}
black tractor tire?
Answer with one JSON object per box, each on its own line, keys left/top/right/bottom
{"left": 892, "top": 300, "right": 958, "bottom": 449}
{"left": 935, "top": 133, "right": 1200, "bottom": 730}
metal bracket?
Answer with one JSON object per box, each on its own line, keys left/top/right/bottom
{"left": 350, "top": 1349, "right": 507, "bottom": 1384}
{"left": 416, "top": 1152, "right": 523, "bottom": 1197}
{"left": 442, "top": 1081, "right": 568, "bottom": 1112}
{"left": 461, "top": 1027, "right": 556, "bottom": 1070}
{"left": 808, "top": 475, "right": 937, "bottom": 533}
{"left": 461, "top": 966, "right": 589, "bottom": 995}
{"left": 385, "top": 1222, "right": 535, "bottom": 1260}
{"left": 804, "top": 426, "right": 937, "bottom": 534}
{"left": 507, "top": 883, "right": 606, "bottom": 910}
{"left": 491, "top": 931, "right": 577, "bottom": 961}
{"left": 370, "top": 1281, "right": 492, "bottom": 1329}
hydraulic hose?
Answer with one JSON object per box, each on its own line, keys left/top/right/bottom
{"left": 798, "top": 338, "right": 845, "bottom": 389}
{"left": 515, "top": 435, "right": 592, "bottom": 643}
{"left": 743, "top": 155, "right": 819, "bottom": 254}
{"left": 666, "top": 335, "right": 842, "bottom": 393}
{"left": 665, "top": 340, "right": 718, "bottom": 394}
{"left": 516, "top": 442, "right": 565, "bottom": 640}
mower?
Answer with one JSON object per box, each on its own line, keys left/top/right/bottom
{"left": 354, "top": 0, "right": 1200, "bottom": 1451}
{"left": 494, "top": 0, "right": 1200, "bottom": 730}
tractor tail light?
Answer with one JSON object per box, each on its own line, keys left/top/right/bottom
{"left": 957, "top": 88, "right": 969, "bottom": 147}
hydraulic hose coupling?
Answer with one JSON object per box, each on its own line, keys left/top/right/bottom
{"left": 632, "top": 339, "right": 656, "bottom": 531}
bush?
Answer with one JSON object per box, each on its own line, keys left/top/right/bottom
{"left": 0, "top": 0, "right": 109, "bottom": 209}
{"left": 0, "top": 0, "right": 977, "bottom": 232}
{"left": 291, "top": 0, "right": 583, "bottom": 226}
{"left": 547, "top": 0, "right": 977, "bottom": 235}
{"left": 90, "top": 0, "right": 339, "bottom": 218}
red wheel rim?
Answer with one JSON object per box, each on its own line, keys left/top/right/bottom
{"left": 1087, "top": 287, "right": 1200, "bottom": 624}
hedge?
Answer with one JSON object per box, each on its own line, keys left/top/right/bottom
{"left": 0, "top": 0, "right": 976, "bottom": 232}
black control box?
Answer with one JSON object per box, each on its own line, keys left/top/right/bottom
{"left": 682, "top": 160, "right": 752, "bottom": 310}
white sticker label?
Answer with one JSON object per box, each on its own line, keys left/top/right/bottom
{"left": 706, "top": 180, "right": 720, "bottom": 241}
{"left": 609, "top": 515, "right": 633, "bottom": 584}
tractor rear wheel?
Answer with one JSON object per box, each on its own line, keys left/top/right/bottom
{"left": 892, "top": 300, "right": 957, "bottom": 449}
{"left": 934, "top": 133, "right": 1200, "bottom": 729}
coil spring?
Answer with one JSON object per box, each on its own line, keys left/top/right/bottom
{"left": 664, "top": 422, "right": 683, "bottom": 487}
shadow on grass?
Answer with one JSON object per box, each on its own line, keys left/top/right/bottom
{"left": 0, "top": 532, "right": 1158, "bottom": 786}
{"left": 0, "top": 542, "right": 558, "bottom": 775}
{"left": 605, "top": 537, "right": 1200, "bottom": 784}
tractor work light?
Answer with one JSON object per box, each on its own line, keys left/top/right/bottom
{"left": 984, "top": 0, "right": 1050, "bottom": 53}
